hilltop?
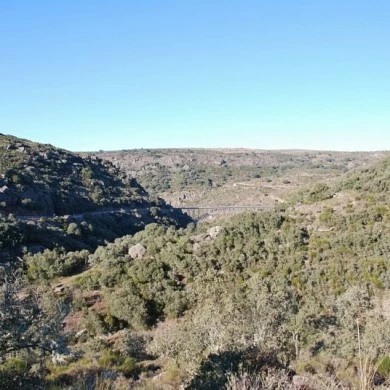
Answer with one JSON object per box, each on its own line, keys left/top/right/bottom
{"left": 0, "top": 134, "right": 151, "bottom": 216}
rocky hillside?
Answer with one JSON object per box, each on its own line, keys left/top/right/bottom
{"left": 1, "top": 143, "right": 389, "bottom": 389}
{"left": 98, "top": 148, "right": 389, "bottom": 207}
{"left": 0, "top": 134, "right": 191, "bottom": 259}
{"left": 338, "top": 156, "right": 390, "bottom": 197}
{"left": 1, "top": 134, "right": 154, "bottom": 216}
{"left": 13, "top": 156, "right": 390, "bottom": 388}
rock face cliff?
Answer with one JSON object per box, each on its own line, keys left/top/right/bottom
{"left": 0, "top": 134, "right": 155, "bottom": 216}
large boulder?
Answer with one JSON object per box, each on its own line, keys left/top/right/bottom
{"left": 192, "top": 242, "right": 202, "bottom": 254}
{"left": 128, "top": 243, "right": 146, "bottom": 259}
{"left": 190, "top": 226, "right": 224, "bottom": 245}
{"left": 207, "top": 226, "right": 223, "bottom": 238}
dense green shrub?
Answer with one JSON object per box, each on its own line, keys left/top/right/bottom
{"left": 25, "top": 249, "right": 89, "bottom": 280}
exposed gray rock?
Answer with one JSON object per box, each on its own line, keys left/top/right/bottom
{"left": 292, "top": 375, "right": 313, "bottom": 388}
{"left": 50, "top": 341, "right": 76, "bottom": 365}
{"left": 190, "top": 227, "right": 223, "bottom": 247}
{"left": 190, "top": 233, "right": 210, "bottom": 243}
{"left": 318, "top": 226, "right": 334, "bottom": 232}
{"left": 54, "top": 284, "right": 66, "bottom": 294}
{"left": 192, "top": 242, "right": 202, "bottom": 253}
{"left": 128, "top": 243, "right": 146, "bottom": 259}
{"left": 51, "top": 351, "right": 76, "bottom": 365}
{"left": 207, "top": 226, "right": 223, "bottom": 238}
{"left": 75, "top": 329, "right": 88, "bottom": 339}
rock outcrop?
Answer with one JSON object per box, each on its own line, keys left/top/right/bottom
{"left": 128, "top": 243, "right": 146, "bottom": 259}
{"left": 190, "top": 226, "right": 224, "bottom": 252}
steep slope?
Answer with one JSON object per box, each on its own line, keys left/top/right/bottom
{"left": 0, "top": 134, "right": 191, "bottom": 259}
{"left": 0, "top": 134, "right": 150, "bottom": 216}
{"left": 338, "top": 156, "right": 390, "bottom": 197}
{"left": 292, "top": 155, "right": 390, "bottom": 207}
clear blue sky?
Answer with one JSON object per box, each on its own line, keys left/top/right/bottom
{"left": 1, "top": 1, "right": 389, "bottom": 151}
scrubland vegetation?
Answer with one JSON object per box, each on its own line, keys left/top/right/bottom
{"left": 100, "top": 148, "right": 389, "bottom": 208}
{"left": 0, "top": 136, "right": 389, "bottom": 389}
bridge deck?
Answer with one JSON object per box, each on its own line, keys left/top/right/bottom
{"left": 178, "top": 205, "right": 268, "bottom": 219}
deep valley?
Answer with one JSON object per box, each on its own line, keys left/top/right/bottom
{"left": 0, "top": 134, "right": 389, "bottom": 389}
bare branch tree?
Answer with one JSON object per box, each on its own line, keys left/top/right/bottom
{"left": 0, "top": 270, "right": 69, "bottom": 358}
